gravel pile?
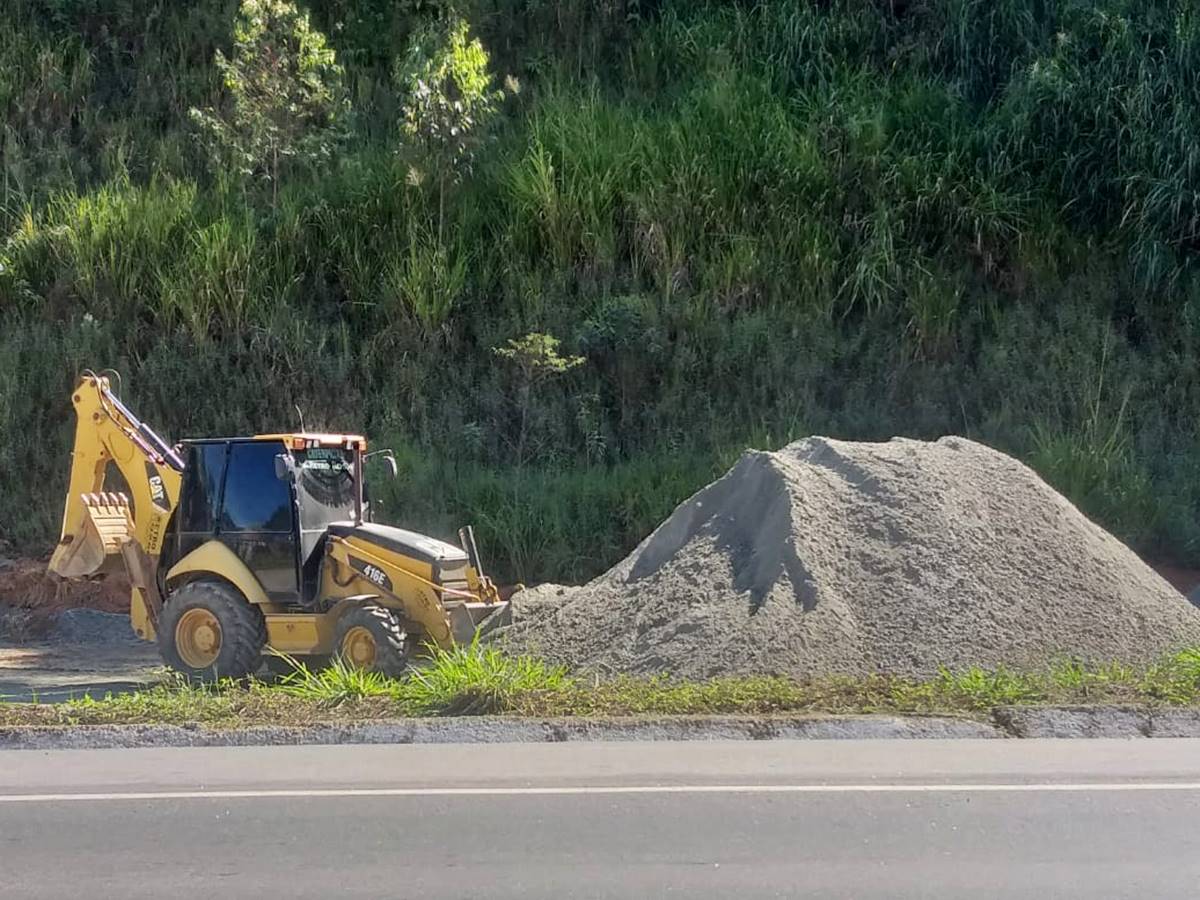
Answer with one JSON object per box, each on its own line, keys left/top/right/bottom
{"left": 50, "top": 609, "right": 140, "bottom": 645}
{"left": 500, "top": 436, "right": 1200, "bottom": 677}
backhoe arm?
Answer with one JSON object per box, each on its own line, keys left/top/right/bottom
{"left": 48, "top": 374, "right": 184, "bottom": 580}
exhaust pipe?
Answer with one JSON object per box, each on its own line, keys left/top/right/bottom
{"left": 458, "top": 525, "right": 485, "bottom": 579}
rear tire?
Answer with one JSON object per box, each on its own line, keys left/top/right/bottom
{"left": 158, "top": 580, "right": 266, "bottom": 681}
{"left": 334, "top": 604, "right": 411, "bottom": 678}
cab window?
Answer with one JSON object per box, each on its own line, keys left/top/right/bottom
{"left": 180, "top": 443, "right": 227, "bottom": 533}
{"left": 220, "top": 442, "right": 292, "bottom": 533}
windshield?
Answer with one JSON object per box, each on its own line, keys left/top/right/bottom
{"left": 294, "top": 447, "right": 357, "bottom": 527}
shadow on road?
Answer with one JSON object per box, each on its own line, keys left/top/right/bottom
{"left": 0, "top": 642, "right": 162, "bottom": 703}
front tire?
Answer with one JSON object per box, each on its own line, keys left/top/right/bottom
{"left": 334, "top": 604, "right": 412, "bottom": 678}
{"left": 158, "top": 580, "right": 266, "bottom": 680}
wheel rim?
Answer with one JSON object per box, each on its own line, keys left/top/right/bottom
{"left": 341, "top": 626, "right": 378, "bottom": 670}
{"left": 176, "top": 608, "right": 223, "bottom": 669}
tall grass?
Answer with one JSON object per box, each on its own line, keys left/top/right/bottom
{"left": 276, "top": 642, "right": 572, "bottom": 714}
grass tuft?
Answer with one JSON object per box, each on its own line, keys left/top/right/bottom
{"left": 277, "top": 655, "right": 395, "bottom": 706}
{"left": 396, "top": 640, "right": 572, "bottom": 715}
{"left": 1141, "top": 648, "right": 1200, "bottom": 704}
{"left": 272, "top": 642, "right": 572, "bottom": 715}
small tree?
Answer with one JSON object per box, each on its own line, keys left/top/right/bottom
{"left": 494, "top": 333, "right": 584, "bottom": 466}
{"left": 394, "top": 17, "right": 506, "bottom": 240}
{"left": 190, "top": 0, "right": 349, "bottom": 202}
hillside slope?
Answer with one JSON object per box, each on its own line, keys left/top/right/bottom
{"left": 2, "top": 0, "right": 1200, "bottom": 582}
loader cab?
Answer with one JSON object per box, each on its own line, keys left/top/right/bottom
{"left": 166, "top": 433, "right": 368, "bottom": 605}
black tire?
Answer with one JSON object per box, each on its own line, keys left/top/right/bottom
{"left": 259, "top": 651, "right": 330, "bottom": 679}
{"left": 260, "top": 653, "right": 302, "bottom": 680}
{"left": 158, "top": 579, "right": 266, "bottom": 681}
{"left": 334, "top": 604, "right": 412, "bottom": 678}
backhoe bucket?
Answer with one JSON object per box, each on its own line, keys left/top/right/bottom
{"left": 47, "top": 493, "right": 135, "bottom": 579}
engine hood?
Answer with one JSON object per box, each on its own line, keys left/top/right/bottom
{"left": 326, "top": 522, "right": 468, "bottom": 568}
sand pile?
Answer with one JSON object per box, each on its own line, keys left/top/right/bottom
{"left": 500, "top": 436, "right": 1200, "bottom": 677}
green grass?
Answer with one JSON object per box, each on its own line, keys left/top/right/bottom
{"left": 5, "top": 648, "right": 1200, "bottom": 729}
{"left": 274, "top": 642, "right": 571, "bottom": 714}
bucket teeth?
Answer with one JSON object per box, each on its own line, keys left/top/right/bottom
{"left": 82, "top": 492, "right": 131, "bottom": 514}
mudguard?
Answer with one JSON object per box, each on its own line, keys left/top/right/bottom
{"left": 164, "top": 540, "right": 271, "bottom": 606}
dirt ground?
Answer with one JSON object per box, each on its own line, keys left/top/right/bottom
{"left": 0, "top": 558, "right": 155, "bottom": 701}
{"left": 0, "top": 641, "right": 162, "bottom": 703}
{"left": 0, "top": 558, "right": 129, "bottom": 641}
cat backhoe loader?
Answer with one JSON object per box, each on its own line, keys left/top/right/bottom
{"left": 48, "top": 372, "right": 512, "bottom": 679}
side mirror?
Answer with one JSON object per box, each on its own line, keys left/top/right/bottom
{"left": 366, "top": 448, "right": 398, "bottom": 479}
{"left": 274, "top": 454, "right": 295, "bottom": 482}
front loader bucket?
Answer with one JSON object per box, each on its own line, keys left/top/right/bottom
{"left": 446, "top": 600, "right": 513, "bottom": 644}
{"left": 47, "top": 493, "right": 134, "bottom": 579}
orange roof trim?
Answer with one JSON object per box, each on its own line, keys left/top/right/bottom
{"left": 254, "top": 432, "right": 367, "bottom": 451}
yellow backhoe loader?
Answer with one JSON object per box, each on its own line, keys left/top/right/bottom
{"left": 48, "top": 372, "right": 513, "bottom": 679}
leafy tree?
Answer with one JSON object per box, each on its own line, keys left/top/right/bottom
{"left": 494, "top": 333, "right": 584, "bottom": 466}
{"left": 394, "top": 16, "right": 507, "bottom": 238}
{"left": 190, "top": 0, "right": 349, "bottom": 201}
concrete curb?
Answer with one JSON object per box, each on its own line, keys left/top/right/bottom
{"left": 995, "top": 705, "right": 1151, "bottom": 738}
{"left": 994, "top": 705, "right": 1200, "bottom": 738}
{"left": 0, "top": 713, "right": 1000, "bottom": 749}
{"left": 4, "top": 707, "right": 1200, "bottom": 749}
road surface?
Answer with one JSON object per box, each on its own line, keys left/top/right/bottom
{"left": 2, "top": 738, "right": 1199, "bottom": 898}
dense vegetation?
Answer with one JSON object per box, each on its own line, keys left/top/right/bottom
{"left": 3, "top": 0, "right": 1200, "bottom": 583}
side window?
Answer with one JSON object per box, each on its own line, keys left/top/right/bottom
{"left": 181, "top": 444, "right": 227, "bottom": 533}
{"left": 220, "top": 442, "right": 293, "bottom": 533}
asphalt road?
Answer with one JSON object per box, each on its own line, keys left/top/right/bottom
{"left": 2, "top": 739, "right": 1200, "bottom": 898}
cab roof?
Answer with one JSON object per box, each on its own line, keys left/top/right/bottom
{"left": 180, "top": 433, "right": 367, "bottom": 450}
